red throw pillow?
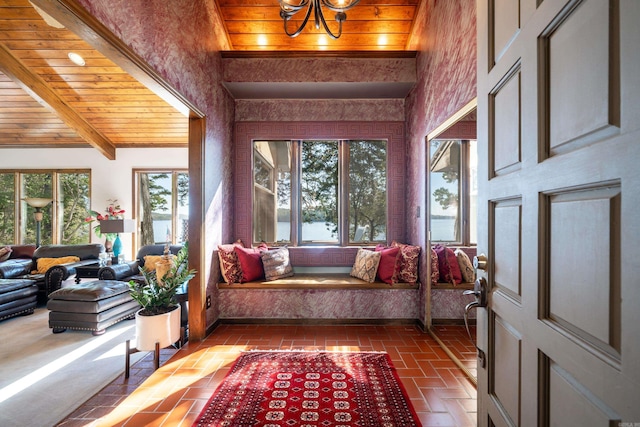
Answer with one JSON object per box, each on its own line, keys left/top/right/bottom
{"left": 433, "top": 244, "right": 462, "bottom": 285}
{"left": 390, "top": 241, "right": 420, "bottom": 284}
{"left": 234, "top": 245, "right": 267, "bottom": 282}
{"left": 374, "top": 245, "right": 400, "bottom": 285}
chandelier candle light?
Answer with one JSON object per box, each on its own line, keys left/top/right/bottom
{"left": 279, "top": 0, "right": 361, "bottom": 39}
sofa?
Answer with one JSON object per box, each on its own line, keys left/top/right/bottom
{"left": 0, "top": 244, "right": 37, "bottom": 279}
{"left": 98, "top": 244, "right": 183, "bottom": 283}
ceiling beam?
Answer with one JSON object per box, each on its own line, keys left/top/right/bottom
{"left": 0, "top": 42, "right": 116, "bottom": 160}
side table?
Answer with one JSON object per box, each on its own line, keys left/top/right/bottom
{"left": 74, "top": 263, "right": 101, "bottom": 284}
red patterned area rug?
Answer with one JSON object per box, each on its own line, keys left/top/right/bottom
{"left": 193, "top": 351, "right": 422, "bottom": 427}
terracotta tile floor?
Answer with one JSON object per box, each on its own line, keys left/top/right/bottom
{"left": 58, "top": 323, "right": 477, "bottom": 427}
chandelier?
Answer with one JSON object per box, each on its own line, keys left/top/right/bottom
{"left": 279, "top": 0, "right": 361, "bottom": 40}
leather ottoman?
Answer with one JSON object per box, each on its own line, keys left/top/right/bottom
{"left": 47, "top": 280, "right": 140, "bottom": 335}
{"left": 0, "top": 278, "right": 38, "bottom": 321}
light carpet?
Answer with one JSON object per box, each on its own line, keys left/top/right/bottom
{"left": 0, "top": 307, "right": 145, "bottom": 427}
{"left": 193, "top": 350, "right": 422, "bottom": 427}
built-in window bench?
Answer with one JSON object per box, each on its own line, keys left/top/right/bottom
{"left": 217, "top": 268, "right": 421, "bottom": 323}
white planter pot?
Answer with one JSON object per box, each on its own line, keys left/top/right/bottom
{"left": 135, "top": 305, "right": 181, "bottom": 351}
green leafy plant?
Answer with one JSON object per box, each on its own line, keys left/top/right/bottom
{"left": 128, "top": 243, "right": 196, "bottom": 316}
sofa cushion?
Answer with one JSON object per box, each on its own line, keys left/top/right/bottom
{"left": 143, "top": 255, "right": 164, "bottom": 272}
{"left": 9, "top": 244, "right": 36, "bottom": 259}
{"left": 218, "top": 240, "right": 244, "bottom": 283}
{"left": 350, "top": 248, "right": 381, "bottom": 283}
{"left": 261, "top": 247, "right": 294, "bottom": 281}
{"left": 235, "top": 246, "right": 267, "bottom": 283}
{"left": 374, "top": 245, "right": 400, "bottom": 285}
{"left": 33, "top": 256, "right": 80, "bottom": 274}
{"left": 391, "top": 241, "right": 420, "bottom": 284}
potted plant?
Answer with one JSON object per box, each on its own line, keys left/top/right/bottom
{"left": 128, "top": 243, "right": 196, "bottom": 350}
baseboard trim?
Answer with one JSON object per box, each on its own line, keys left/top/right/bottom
{"left": 432, "top": 318, "right": 476, "bottom": 326}
{"left": 218, "top": 318, "right": 418, "bottom": 326}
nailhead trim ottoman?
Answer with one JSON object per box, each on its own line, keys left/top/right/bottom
{"left": 47, "top": 280, "right": 140, "bottom": 336}
{"left": 0, "top": 278, "right": 38, "bottom": 321}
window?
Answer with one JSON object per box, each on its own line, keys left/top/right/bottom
{"left": 0, "top": 170, "right": 91, "bottom": 245}
{"left": 135, "top": 170, "right": 189, "bottom": 245}
{"left": 253, "top": 139, "right": 387, "bottom": 246}
{"left": 429, "top": 139, "right": 477, "bottom": 245}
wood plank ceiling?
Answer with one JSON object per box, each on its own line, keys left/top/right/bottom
{"left": 0, "top": 0, "right": 420, "bottom": 157}
{"left": 217, "top": 0, "right": 420, "bottom": 51}
{"left": 0, "top": 0, "right": 189, "bottom": 158}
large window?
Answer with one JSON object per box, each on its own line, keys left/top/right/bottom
{"left": 135, "top": 170, "right": 189, "bottom": 246}
{"left": 253, "top": 139, "right": 387, "bottom": 246}
{"left": 0, "top": 170, "right": 91, "bottom": 245}
{"left": 429, "top": 139, "right": 477, "bottom": 245}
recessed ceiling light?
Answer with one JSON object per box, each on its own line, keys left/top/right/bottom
{"left": 68, "top": 52, "right": 85, "bottom": 66}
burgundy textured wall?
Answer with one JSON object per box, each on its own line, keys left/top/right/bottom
{"left": 78, "top": 0, "right": 235, "bottom": 324}
{"left": 405, "top": 0, "right": 478, "bottom": 323}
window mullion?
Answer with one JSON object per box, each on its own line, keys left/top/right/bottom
{"left": 338, "top": 140, "right": 349, "bottom": 246}
{"left": 291, "top": 140, "right": 301, "bottom": 246}
{"left": 460, "top": 140, "right": 470, "bottom": 246}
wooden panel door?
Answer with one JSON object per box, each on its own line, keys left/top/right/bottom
{"left": 476, "top": 0, "right": 640, "bottom": 425}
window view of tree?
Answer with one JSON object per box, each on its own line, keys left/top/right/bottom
{"left": 59, "top": 173, "right": 90, "bottom": 244}
{"left": 429, "top": 139, "right": 477, "bottom": 245}
{"left": 0, "top": 173, "right": 15, "bottom": 244}
{"left": 0, "top": 171, "right": 90, "bottom": 246}
{"left": 349, "top": 140, "right": 387, "bottom": 243}
{"left": 137, "top": 171, "right": 188, "bottom": 246}
{"left": 252, "top": 139, "right": 388, "bottom": 246}
{"left": 301, "top": 140, "right": 338, "bottom": 243}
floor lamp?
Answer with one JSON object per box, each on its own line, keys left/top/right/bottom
{"left": 24, "top": 197, "right": 53, "bottom": 248}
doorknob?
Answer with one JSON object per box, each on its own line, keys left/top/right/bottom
{"left": 463, "top": 277, "right": 488, "bottom": 339}
{"left": 473, "top": 253, "right": 488, "bottom": 271}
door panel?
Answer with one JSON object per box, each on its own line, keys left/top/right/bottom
{"left": 477, "top": 0, "right": 640, "bottom": 425}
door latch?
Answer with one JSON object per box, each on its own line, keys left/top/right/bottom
{"left": 463, "top": 277, "right": 488, "bottom": 338}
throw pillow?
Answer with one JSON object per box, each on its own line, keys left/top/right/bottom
{"left": 261, "top": 246, "right": 294, "bottom": 281}
{"left": 10, "top": 244, "right": 35, "bottom": 259}
{"left": 391, "top": 241, "right": 420, "bottom": 284}
{"left": 217, "top": 240, "right": 244, "bottom": 283}
{"left": 430, "top": 248, "right": 439, "bottom": 286}
{"left": 234, "top": 245, "right": 268, "bottom": 282}
{"left": 143, "top": 255, "right": 164, "bottom": 272}
{"left": 433, "top": 244, "right": 463, "bottom": 285}
{"left": 374, "top": 245, "right": 400, "bottom": 285}
{"left": 34, "top": 256, "right": 81, "bottom": 274}
{"left": 0, "top": 246, "right": 11, "bottom": 262}
{"left": 350, "top": 248, "right": 381, "bottom": 283}
{"left": 455, "top": 248, "right": 476, "bottom": 283}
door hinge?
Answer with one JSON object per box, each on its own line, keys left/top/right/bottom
{"left": 477, "top": 348, "right": 486, "bottom": 369}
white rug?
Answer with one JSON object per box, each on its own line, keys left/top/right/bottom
{"left": 0, "top": 307, "right": 144, "bottom": 427}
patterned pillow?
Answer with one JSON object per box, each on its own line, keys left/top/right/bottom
{"left": 350, "top": 248, "right": 381, "bottom": 283}
{"left": 455, "top": 248, "right": 476, "bottom": 283}
{"left": 374, "top": 245, "right": 400, "bottom": 285}
{"left": 391, "top": 241, "right": 420, "bottom": 284}
{"left": 217, "top": 240, "right": 243, "bottom": 283}
{"left": 261, "top": 247, "right": 294, "bottom": 281}
{"left": 430, "top": 248, "right": 439, "bottom": 286}
{"left": 234, "top": 245, "right": 268, "bottom": 282}
{"left": 433, "top": 244, "right": 462, "bottom": 285}
{"left": 33, "top": 256, "right": 80, "bottom": 274}
{"left": 0, "top": 246, "right": 11, "bottom": 262}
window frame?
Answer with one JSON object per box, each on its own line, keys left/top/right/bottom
{"left": 133, "top": 169, "right": 189, "bottom": 247}
{"left": 428, "top": 138, "right": 476, "bottom": 246}
{"left": 252, "top": 138, "right": 389, "bottom": 247}
{"left": 0, "top": 169, "right": 91, "bottom": 245}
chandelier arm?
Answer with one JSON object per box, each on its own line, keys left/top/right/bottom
{"left": 318, "top": 9, "right": 342, "bottom": 40}
{"left": 282, "top": 2, "right": 314, "bottom": 38}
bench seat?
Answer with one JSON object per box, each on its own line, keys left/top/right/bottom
{"left": 218, "top": 274, "right": 418, "bottom": 290}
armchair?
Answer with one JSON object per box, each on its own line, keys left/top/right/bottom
{"left": 0, "top": 245, "right": 36, "bottom": 279}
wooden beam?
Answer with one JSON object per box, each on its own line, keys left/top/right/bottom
{"left": 0, "top": 42, "right": 116, "bottom": 159}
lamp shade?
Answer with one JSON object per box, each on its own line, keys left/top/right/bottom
{"left": 99, "top": 219, "right": 136, "bottom": 234}
{"left": 23, "top": 197, "right": 53, "bottom": 208}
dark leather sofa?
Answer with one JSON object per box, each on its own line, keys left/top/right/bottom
{"left": 98, "top": 244, "right": 183, "bottom": 282}
{"left": 0, "top": 244, "right": 37, "bottom": 279}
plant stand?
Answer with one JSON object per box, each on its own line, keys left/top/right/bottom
{"left": 124, "top": 326, "right": 185, "bottom": 379}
